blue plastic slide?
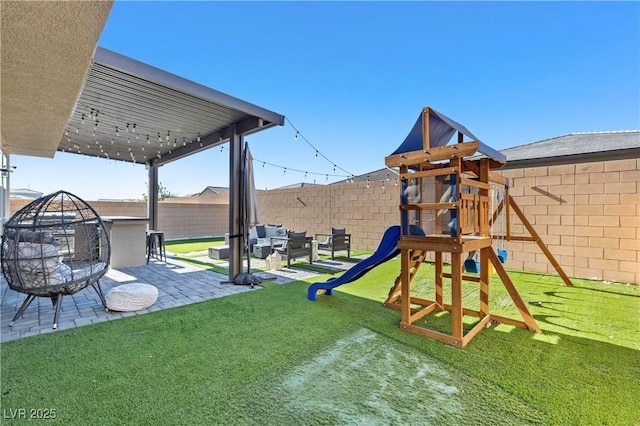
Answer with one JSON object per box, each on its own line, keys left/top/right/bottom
{"left": 307, "top": 225, "right": 424, "bottom": 301}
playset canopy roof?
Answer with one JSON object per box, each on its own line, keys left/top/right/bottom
{"left": 388, "top": 107, "right": 506, "bottom": 165}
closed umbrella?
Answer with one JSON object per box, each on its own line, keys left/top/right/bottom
{"left": 240, "top": 142, "right": 259, "bottom": 278}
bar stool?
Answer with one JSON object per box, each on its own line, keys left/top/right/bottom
{"left": 146, "top": 230, "right": 167, "bottom": 263}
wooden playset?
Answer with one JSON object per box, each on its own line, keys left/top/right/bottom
{"left": 383, "top": 107, "right": 573, "bottom": 347}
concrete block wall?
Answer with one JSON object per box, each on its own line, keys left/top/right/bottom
{"left": 7, "top": 156, "right": 638, "bottom": 284}
{"left": 9, "top": 199, "right": 228, "bottom": 240}
{"left": 500, "top": 158, "right": 639, "bottom": 285}
{"left": 257, "top": 181, "right": 400, "bottom": 251}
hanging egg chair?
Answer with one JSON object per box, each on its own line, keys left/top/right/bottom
{"left": 1, "top": 190, "right": 111, "bottom": 329}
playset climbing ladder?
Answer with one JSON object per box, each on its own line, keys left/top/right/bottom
{"left": 383, "top": 107, "right": 572, "bottom": 347}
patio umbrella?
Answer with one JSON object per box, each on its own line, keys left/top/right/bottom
{"left": 241, "top": 141, "right": 259, "bottom": 275}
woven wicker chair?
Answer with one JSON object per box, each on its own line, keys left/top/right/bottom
{"left": 1, "top": 190, "right": 111, "bottom": 329}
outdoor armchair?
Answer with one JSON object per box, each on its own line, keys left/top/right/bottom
{"left": 316, "top": 228, "right": 351, "bottom": 260}
{"left": 270, "top": 231, "right": 313, "bottom": 268}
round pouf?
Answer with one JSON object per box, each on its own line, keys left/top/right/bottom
{"left": 106, "top": 283, "right": 158, "bottom": 312}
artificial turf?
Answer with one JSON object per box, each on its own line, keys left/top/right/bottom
{"left": 164, "top": 237, "right": 225, "bottom": 254}
{"left": 1, "top": 259, "right": 638, "bottom": 425}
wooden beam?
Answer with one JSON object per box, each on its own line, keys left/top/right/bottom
{"left": 486, "top": 247, "right": 541, "bottom": 333}
{"left": 401, "top": 322, "right": 463, "bottom": 347}
{"left": 461, "top": 178, "right": 490, "bottom": 190}
{"left": 435, "top": 251, "right": 443, "bottom": 307}
{"left": 384, "top": 141, "right": 479, "bottom": 168}
{"left": 442, "top": 272, "right": 482, "bottom": 283}
{"left": 423, "top": 107, "right": 431, "bottom": 150}
{"left": 451, "top": 252, "right": 463, "bottom": 339}
{"left": 400, "top": 202, "right": 457, "bottom": 211}
{"left": 508, "top": 196, "right": 574, "bottom": 287}
{"left": 400, "top": 167, "right": 458, "bottom": 180}
{"left": 400, "top": 249, "right": 411, "bottom": 323}
{"left": 461, "top": 315, "right": 492, "bottom": 346}
{"left": 464, "top": 161, "right": 509, "bottom": 186}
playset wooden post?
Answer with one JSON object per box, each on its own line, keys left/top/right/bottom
{"left": 383, "top": 107, "right": 571, "bottom": 347}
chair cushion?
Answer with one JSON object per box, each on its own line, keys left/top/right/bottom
{"left": 288, "top": 231, "right": 307, "bottom": 238}
{"left": 332, "top": 228, "right": 346, "bottom": 235}
{"left": 265, "top": 225, "right": 287, "bottom": 238}
{"left": 255, "top": 224, "right": 266, "bottom": 238}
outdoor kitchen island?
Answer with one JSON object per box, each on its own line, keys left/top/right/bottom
{"left": 102, "top": 216, "right": 149, "bottom": 268}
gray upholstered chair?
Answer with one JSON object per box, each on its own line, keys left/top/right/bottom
{"left": 316, "top": 228, "right": 351, "bottom": 260}
{"left": 271, "top": 231, "right": 313, "bottom": 268}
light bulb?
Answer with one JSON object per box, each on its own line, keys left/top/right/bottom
{"left": 81, "top": 114, "right": 85, "bottom": 124}
{"left": 294, "top": 132, "right": 298, "bottom": 141}
{"left": 115, "top": 127, "right": 119, "bottom": 136}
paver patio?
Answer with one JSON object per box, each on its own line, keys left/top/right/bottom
{"left": 0, "top": 254, "right": 356, "bottom": 343}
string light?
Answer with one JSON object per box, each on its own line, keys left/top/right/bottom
{"left": 81, "top": 114, "right": 85, "bottom": 124}
{"left": 366, "top": 178, "right": 370, "bottom": 188}
{"left": 115, "top": 126, "right": 120, "bottom": 136}
{"left": 294, "top": 131, "right": 298, "bottom": 141}
{"left": 197, "top": 133, "right": 201, "bottom": 142}
{"left": 147, "top": 135, "right": 150, "bottom": 144}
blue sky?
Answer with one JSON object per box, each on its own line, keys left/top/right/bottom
{"left": 12, "top": 1, "right": 640, "bottom": 200}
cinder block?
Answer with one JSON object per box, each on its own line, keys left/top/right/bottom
{"left": 603, "top": 270, "right": 635, "bottom": 284}
{"left": 548, "top": 164, "right": 576, "bottom": 176}
{"left": 589, "top": 216, "right": 620, "bottom": 227}
{"left": 575, "top": 183, "right": 604, "bottom": 195}
{"left": 589, "top": 172, "right": 620, "bottom": 184}
{"left": 588, "top": 194, "right": 620, "bottom": 205}
{"left": 589, "top": 257, "right": 618, "bottom": 271}
{"left": 577, "top": 163, "right": 604, "bottom": 173}
{"left": 604, "top": 204, "right": 637, "bottom": 216}
{"left": 574, "top": 267, "right": 602, "bottom": 280}
{"left": 604, "top": 159, "right": 637, "bottom": 172}
{"left": 604, "top": 248, "right": 637, "bottom": 262}
{"left": 588, "top": 237, "right": 619, "bottom": 249}
{"left": 605, "top": 182, "right": 637, "bottom": 194}
{"left": 575, "top": 226, "right": 602, "bottom": 237}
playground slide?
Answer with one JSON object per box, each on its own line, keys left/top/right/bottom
{"left": 307, "top": 225, "right": 424, "bottom": 301}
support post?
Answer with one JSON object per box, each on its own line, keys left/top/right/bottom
{"left": 509, "top": 195, "right": 574, "bottom": 287}
{"left": 0, "top": 151, "right": 10, "bottom": 235}
{"left": 228, "top": 126, "right": 243, "bottom": 279}
{"left": 451, "top": 252, "right": 463, "bottom": 341}
{"left": 147, "top": 162, "right": 159, "bottom": 231}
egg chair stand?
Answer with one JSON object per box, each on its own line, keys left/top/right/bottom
{"left": 2, "top": 190, "right": 111, "bottom": 329}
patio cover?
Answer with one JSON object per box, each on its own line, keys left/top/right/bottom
{"left": 2, "top": 1, "right": 284, "bottom": 279}
{"left": 62, "top": 47, "right": 285, "bottom": 279}
{"left": 390, "top": 107, "right": 506, "bottom": 164}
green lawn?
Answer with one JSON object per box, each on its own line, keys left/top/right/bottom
{"left": 164, "top": 237, "right": 225, "bottom": 254}
{"left": 1, "top": 259, "right": 638, "bottom": 425}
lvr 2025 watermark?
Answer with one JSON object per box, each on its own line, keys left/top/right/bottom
{"left": 3, "top": 408, "right": 57, "bottom": 420}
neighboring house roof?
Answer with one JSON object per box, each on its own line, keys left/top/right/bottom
{"left": 197, "top": 186, "right": 230, "bottom": 196}
{"left": 500, "top": 130, "right": 640, "bottom": 169}
{"left": 334, "top": 168, "right": 398, "bottom": 185}
{"left": 273, "top": 182, "right": 319, "bottom": 190}
{"left": 9, "top": 188, "right": 43, "bottom": 199}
